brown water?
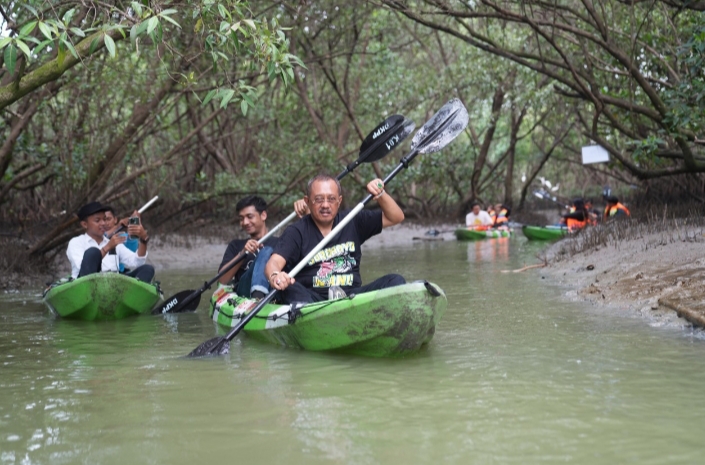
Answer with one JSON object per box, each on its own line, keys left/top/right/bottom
{"left": 1, "top": 237, "right": 704, "bottom": 464}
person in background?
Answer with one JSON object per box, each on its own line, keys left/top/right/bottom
{"left": 66, "top": 201, "right": 154, "bottom": 282}
{"left": 561, "top": 198, "right": 589, "bottom": 231}
{"left": 265, "top": 174, "right": 405, "bottom": 304}
{"left": 491, "top": 203, "right": 510, "bottom": 229}
{"left": 217, "top": 196, "right": 277, "bottom": 299}
{"left": 604, "top": 196, "right": 631, "bottom": 221}
{"left": 584, "top": 199, "right": 599, "bottom": 226}
{"left": 465, "top": 202, "right": 493, "bottom": 229}
{"left": 105, "top": 207, "right": 139, "bottom": 252}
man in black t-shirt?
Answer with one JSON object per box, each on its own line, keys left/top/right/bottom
{"left": 264, "top": 174, "right": 406, "bottom": 304}
{"left": 218, "top": 196, "right": 278, "bottom": 298}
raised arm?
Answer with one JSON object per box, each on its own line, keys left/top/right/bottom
{"left": 367, "top": 178, "right": 404, "bottom": 228}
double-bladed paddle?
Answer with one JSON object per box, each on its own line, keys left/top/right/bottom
{"left": 187, "top": 98, "right": 469, "bottom": 358}
{"left": 153, "top": 114, "right": 416, "bottom": 315}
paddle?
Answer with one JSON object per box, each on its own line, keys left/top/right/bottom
{"left": 187, "top": 98, "right": 468, "bottom": 358}
{"left": 152, "top": 114, "right": 416, "bottom": 315}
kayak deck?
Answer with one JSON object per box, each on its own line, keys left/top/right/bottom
{"left": 454, "top": 228, "right": 512, "bottom": 240}
{"left": 43, "top": 273, "right": 162, "bottom": 320}
{"left": 209, "top": 281, "right": 447, "bottom": 357}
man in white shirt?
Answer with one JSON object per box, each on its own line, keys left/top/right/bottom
{"left": 465, "top": 203, "right": 493, "bottom": 228}
{"left": 66, "top": 201, "right": 154, "bottom": 282}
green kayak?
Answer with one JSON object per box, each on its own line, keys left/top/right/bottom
{"left": 43, "top": 273, "right": 162, "bottom": 320}
{"left": 209, "top": 281, "right": 447, "bottom": 357}
{"left": 454, "top": 228, "right": 512, "bottom": 241}
{"left": 522, "top": 225, "right": 568, "bottom": 241}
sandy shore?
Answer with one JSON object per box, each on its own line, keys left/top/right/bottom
{"left": 540, "top": 220, "right": 705, "bottom": 331}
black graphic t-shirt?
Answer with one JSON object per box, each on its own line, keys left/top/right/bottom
{"left": 274, "top": 209, "right": 383, "bottom": 299}
{"left": 219, "top": 235, "right": 279, "bottom": 284}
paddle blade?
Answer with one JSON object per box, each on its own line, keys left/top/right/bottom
{"left": 151, "top": 290, "right": 201, "bottom": 315}
{"left": 187, "top": 336, "right": 230, "bottom": 357}
{"left": 410, "top": 98, "right": 469, "bottom": 154}
{"left": 357, "top": 116, "right": 416, "bottom": 164}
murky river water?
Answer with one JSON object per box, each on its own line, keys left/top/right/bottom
{"left": 2, "top": 237, "right": 704, "bottom": 464}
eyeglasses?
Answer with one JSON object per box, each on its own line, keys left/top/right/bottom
{"left": 311, "top": 196, "right": 340, "bottom": 205}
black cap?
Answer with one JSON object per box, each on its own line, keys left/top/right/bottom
{"left": 607, "top": 196, "right": 619, "bottom": 204}
{"left": 77, "top": 201, "right": 109, "bottom": 221}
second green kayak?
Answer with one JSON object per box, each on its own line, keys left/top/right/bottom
{"left": 209, "top": 281, "right": 447, "bottom": 357}
{"left": 454, "top": 228, "right": 512, "bottom": 240}
{"left": 521, "top": 225, "right": 569, "bottom": 241}
{"left": 43, "top": 273, "right": 162, "bottom": 320}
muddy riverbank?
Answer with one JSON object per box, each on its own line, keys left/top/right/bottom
{"left": 540, "top": 218, "right": 705, "bottom": 331}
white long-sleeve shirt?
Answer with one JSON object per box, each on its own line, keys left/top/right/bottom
{"left": 66, "top": 233, "right": 147, "bottom": 279}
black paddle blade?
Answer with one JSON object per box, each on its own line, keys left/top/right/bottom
{"left": 151, "top": 290, "right": 201, "bottom": 315}
{"left": 187, "top": 336, "right": 230, "bottom": 357}
{"left": 410, "top": 98, "right": 469, "bottom": 154}
{"left": 355, "top": 115, "right": 416, "bottom": 165}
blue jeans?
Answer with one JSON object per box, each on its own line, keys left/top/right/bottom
{"left": 236, "top": 246, "right": 273, "bottom": 297}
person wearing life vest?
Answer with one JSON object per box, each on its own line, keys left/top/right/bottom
{"left": 492, "top": 203, "right": 510, "bottom": 229}
{"left": 561, "top": 198, "right": 589, "bottom": 231}
{"left": 603, "top": 196, "right": 630, "bottom": 221}
{"left": 584, "top": 199, "right": 599, "bottom": 226}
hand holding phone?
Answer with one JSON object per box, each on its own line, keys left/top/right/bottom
{"left": 128, "top": 216, "right": 140, "bottom": 240}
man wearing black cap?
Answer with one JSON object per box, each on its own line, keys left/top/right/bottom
{"left": 66, "top": 201, "right": 154, "bottom": 282}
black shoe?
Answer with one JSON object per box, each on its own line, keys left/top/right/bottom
{"left": 251, "top": 290, "right": 266, "bottom": 299}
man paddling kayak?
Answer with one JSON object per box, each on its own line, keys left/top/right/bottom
{"left": 66, "top": 201, "right": 154, "bottom": 282}
{"left": 465, "top": 202, "right": 493, "bottom": 229}
{"left": 217, "top": 196, "right": 278, "bottom": 299}
{"left": 264, "top": 174, "right": 405, "bottom": 304}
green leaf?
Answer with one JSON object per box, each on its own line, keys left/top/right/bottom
{"left": 57, "top": 43, "right": 66, "bottom": 66}
{"left": 34, "top": 39, "right": 53, "bottom": 55}
{"left": 38, "top": 22, "right": 53, "bottom": 40}
{"left": 62, "top": 8, "right": 76, "bottom": 24}
{"left": 243, "top": 19, "right": 256, "bottom": 30}
{"left": 61, "top": 39, "right": 79, "bottom": 59}
{"left": 104, "top": 34, "right": 116, "bottom": 57}
{"left": 15, "top": 39, "right": 32, "bottom": 59}
{"left": 159, "top": 14, "right": 181, "bottom": 29}
{"left": 20, "top": 21, "right": 37, "bottom": 37}
{"left": 147, "top": 17, "right": 159, "bottom": 35}
{"left": 70, "top": 27, "right": 86, "bottom": 37}
{"left": 4, "top": 44, "right": 17, "bottom": 75}
{"left": 89, "top": 36, "right": 101, "bottom": 54}
{"left": 220, "top": 89, "right": 235, "bottom": 108}
{"left": 22, "top": 4, "right": 38, "bottom": 16}
{"left": 131, "top": 1, "right": 143, "bottom": 17}
{"left": 202, "top": 90, "right": 216, "bottom": 106}
{"left": 241, "top": 99, "right": 248, "bottom": 116}
{"left": 217, "top": 4, "right": 228, "bottom": 19}
{"left": 0, "top": 37, "right": 12, "bottom": 49}
{"left": 161, "top": 9, "right": 178, "bottom": 16}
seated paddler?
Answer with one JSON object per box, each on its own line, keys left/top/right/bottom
{"left": 217, "top": 195, "right": 277, "bottom": 299}
{"left": 66, "top": 201, "right": 154, "bottom": 282}
{"left": 264, "top": 174, "right": 406, "bottom": 304}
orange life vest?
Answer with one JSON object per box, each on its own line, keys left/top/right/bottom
{"left": 494, "top": 208, "right": 509, "bottom": 226}
{"left": 604, "top": 203, "right": 630, "bottom": 220}
{"left": 566, "top": 217, "right": 587, "bottom": 231}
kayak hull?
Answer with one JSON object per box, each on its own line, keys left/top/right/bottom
{"left": 522, "top": 225, "right": 568, "bottom": 241}
{"left": 43, "top": 273, "right": 161, "bottom": 320}
{"left": 454, "top": 228, "right": 512, "bottom": 240}
{"left": 209, "top": 281, "right": 447, "bottom": 357}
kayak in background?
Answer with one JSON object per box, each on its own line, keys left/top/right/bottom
{"left": 43, "top": 273, "right": 162, "bottom": 320}
{"left": 454, "top": 228, "right": 512, "bottom": 241}
{"left": 522, "top": 225, "right": 569, "bottom": 241}
{"left": 209, "top": 281, "right": 447, "bottom": 357}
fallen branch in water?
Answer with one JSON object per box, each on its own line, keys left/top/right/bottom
{"left": 501, "top": 263, "right": 547, "bottom": 273}
{"left": 501, "top": 254, "right": 548, "bottom": 273}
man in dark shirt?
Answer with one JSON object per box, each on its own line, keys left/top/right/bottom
{"left": 218, "top": 196, "right": 278, "bottom": 298}
{"left": 264, "top": 174, "right": 406, "bottom": 304}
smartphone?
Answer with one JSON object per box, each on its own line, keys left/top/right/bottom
{"left": 128, "top": 216, "right": 140, "bottom": 240}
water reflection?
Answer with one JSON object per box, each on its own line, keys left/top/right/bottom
{"left": 1, "top": 239, "right": 705, "bottom": 464}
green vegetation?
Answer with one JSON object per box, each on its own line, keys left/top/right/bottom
{"left": 0, "top": 0, "right": 703, "bottom": 264}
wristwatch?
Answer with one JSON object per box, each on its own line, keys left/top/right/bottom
{"left": 140, "top": 235, "right": 150, "bottom": 245}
